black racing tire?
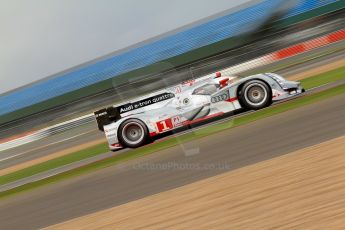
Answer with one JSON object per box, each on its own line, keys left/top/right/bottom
{"left": 118, "top": 119, "right": 149, "bottom": 148}
{"left": 239, "top": 80, "right": 272, "bottom": 110}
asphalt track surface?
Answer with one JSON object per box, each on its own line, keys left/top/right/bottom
{"left": 1, "top": 90, "right": 345, "bottom": 229}
{"left": 0, "top": 45, "right": 344, "bottom": 170}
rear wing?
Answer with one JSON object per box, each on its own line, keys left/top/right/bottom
{"left": 94, "top": 106, "right": 121, "bottom": 132}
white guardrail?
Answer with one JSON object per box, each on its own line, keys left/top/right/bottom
{"left": 0, "top": 28, "right": 344, "bottom": 152}
{"left": 0, "top": 114, "right": 94, "bottom": 152}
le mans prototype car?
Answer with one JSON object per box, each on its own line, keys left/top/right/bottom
{"left": 95, "top": 72, "right": 304, "bottom": 150}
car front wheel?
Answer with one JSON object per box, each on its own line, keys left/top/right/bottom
{"left": 239, "top": 80, "right": 272, "bottom": 110}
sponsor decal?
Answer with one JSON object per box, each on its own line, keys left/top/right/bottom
{"left": 171, "top": 116, "right": 182, "bottom": 127}
{"left": 95, "top": 111, "right": 107, "bottom": 117}
{"left": 211, "top": 93, "right": 229, "bottom": 103}
{"left": 182, "top": 98, "right": 190, "bottom": 105}
{"left": 174, "top": 86, "right": 182, "bottom": 94}
{"left": 117, "top": 93, "right": 175, "bottom": 114}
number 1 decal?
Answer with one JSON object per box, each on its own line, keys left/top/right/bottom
{"left": 159, "top": 120, "right": 169, "bottom": 132}
{"left": 156, "top": 119, "right": 173, "bottom": 133}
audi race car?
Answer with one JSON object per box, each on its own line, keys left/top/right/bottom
{"left": 94, "top": 72, "right": 304, "bottom": 150}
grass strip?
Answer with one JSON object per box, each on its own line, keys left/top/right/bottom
{"left": 0, "top": 143, "right": 108, "bottom": 186}
{"left": 300, "top": 66, "right": 345, "bottom": 90}
{"left": 1, "top": 82, "right": 345, "bottom": 199}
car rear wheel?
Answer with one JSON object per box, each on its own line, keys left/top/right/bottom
{"left": 239, "top": 80, "right": 272, "bottom": 110}
{"left": 118, "top": 119, "right": 149, "bottom": 148}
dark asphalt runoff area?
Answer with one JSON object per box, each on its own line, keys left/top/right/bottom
{"left": 0, "top": 43, "right": 344, "bottom": 170}
{"left": 0, "top": 92, "right": 345, "bottom": 229}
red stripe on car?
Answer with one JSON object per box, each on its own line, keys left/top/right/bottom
{"left": 225, "top": 97, "right": 238, "bottom": 102}
{"left": 149, "top": 132, "right": 158, "bottom": 137}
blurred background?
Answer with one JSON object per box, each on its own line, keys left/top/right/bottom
{"left": 0, "top": 0, "right": 344, "bottom": 139}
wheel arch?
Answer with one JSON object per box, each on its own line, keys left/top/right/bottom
{"left": 236, "top": 78, "right": 272, "bottom": 98}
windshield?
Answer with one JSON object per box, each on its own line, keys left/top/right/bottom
{"left": 192, "top": 84, "right": 219, "bottom": 95}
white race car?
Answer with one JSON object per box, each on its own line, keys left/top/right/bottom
{"left": 95, "top": 72, "right": 304, "bottom": 150}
